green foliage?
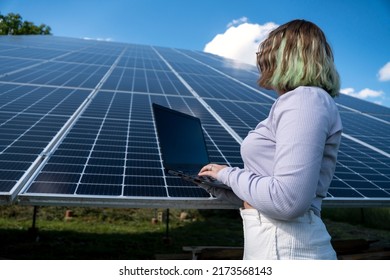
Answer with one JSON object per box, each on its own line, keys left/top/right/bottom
{"left": 0, "top": 12, "right": 51, "bottom": 35}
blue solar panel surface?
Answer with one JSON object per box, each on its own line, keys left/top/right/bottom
{"left": 0, "top": 36, "right": 389, "bottom": 208}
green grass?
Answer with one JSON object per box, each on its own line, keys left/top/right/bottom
{"left": 0, "top": 206, "right": 243, "bottom": 259}
{"left": 1, "top": 205, "right": 389, "bottom": 259}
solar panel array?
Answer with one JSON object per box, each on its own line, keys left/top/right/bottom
{"left": 0, "top": 36, "right": 389, "bottom": 208}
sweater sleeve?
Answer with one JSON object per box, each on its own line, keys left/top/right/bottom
{"left": 217, "top": 89, "right": 331, "bottom": 220}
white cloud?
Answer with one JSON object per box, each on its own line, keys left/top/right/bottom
{"left": 83, "top": 37, "right": 113, "bottom": 42}
{"left": 203, "top": 20, "right": 278, "bottom": 66}
{"left": 340, "top": 87, "right": 384, "bottom": 99}
{"left": 227, "top": 17, "right": 248, "bottom": 28}
{"left": 378, "top": 62, "right": 390, "bottom": 81}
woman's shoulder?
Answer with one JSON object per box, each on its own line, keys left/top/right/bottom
{"left": 270, "top": 86, "right": 340, "bottom": 123}
{"left": 276, "top": 86, "right": 336, "bottom": 107}
{"left": 282, "top": 86, "right": 331, "bottom": 98}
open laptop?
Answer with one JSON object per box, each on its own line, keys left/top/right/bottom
{"left": 152, "top": 103, "right": 230, "bottom": 189}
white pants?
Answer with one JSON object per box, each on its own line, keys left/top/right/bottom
{"left": 240, "top": 208, "right": 337, "bottom": 260}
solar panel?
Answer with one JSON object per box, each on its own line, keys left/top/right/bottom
{"left": 0, "top": 35, "right": 389, "bottom": 208}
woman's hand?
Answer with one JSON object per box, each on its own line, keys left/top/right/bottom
{"left": 198, "top": 163, "right": 227, "bottom": 179}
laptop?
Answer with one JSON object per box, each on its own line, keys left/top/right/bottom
{"left": 152, "top": 103, "right": 231, "bottom": 189}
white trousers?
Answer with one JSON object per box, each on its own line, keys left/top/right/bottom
{"left": 240, "top": 208, "right": 337, "bottom": 260}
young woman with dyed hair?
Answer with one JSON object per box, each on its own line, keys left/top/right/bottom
{"left": 199, "top": 19, "right": 342, "bottom": 260}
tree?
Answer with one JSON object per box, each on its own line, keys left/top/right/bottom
{"left": 0, "top": 12, "right": 52, "bottom": 35}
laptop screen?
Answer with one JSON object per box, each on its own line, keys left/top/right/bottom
{"left": 152, "top": 103, "right": 210, "bottom": 170}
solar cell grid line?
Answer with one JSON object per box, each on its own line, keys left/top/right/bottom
{"left": 55, "top": 51, "right": 118, "bottom": 66}
{"left": 339, "top": 138, "right": 390, "bottom": 175}
{"left": 340, "top": 113, "right": 390, "bottom": 155}
{"left": 10, "top": 45, "right": 129, "bottom": 203}
{"left": 0, "top": 57, "right": 41, "bottom": 75}
{"left": 20, "top": 91, "right": 245, "bottom": 205}
{"left": 340, "top": 110, "right": 390, "bottom": 136}
{"left": 324, "top": 138, "right": 390, "bottom": 205}
{"left": 170, "top": 47, "right": 276, "bottom": 103}
{"left": 205, "top": 100, "right": 261, "bottom": 131}
{"left": 150, "top": 95, "right": 243, "bottom": 196}
{"left": 146, "top": 70, "right": 166, "bottom": 95}
{"left": 0, "top": 87, "right": 88, "bottom": 146}
{"left": 0, "top": 86, "right": 89, "bottom": 122}
{"left": 203, "top": 125, "right": 243, "bottom": 167}
{"left": 162, "top": 59, "right": 276, "bottom": 104}
{"left": 342, "top": 133, "right": 390, "bottom": 160}
{"left": 152, "top": 48, "right": 273, "bottom": 103}
{"left": 0, "top": 89, "right": 83, "bottom": 203}
{"left": 180, "top": 48, "right": 264, "bottom": 85}
{"left": 23, "top": 93, "right": 150, "bottom": 191}
{"left": 337, "top": 94, "right": 390, "bottom": 122}
{"left": 337, "top": 102, "right": 390, "bottom": 125}
{"left": 0, "top": 46, "right": 66, "bottom": 60}
{"left": 103, "top": 92, "right": 132, "bottom": 196}
{"left": 179, "top": 74, "right": 253, "bottom": 101}
{"left": 153, "top": 46, "right": 243, "bottom": 146}
{"left": 149, "top": 70, "right": 193, "bottom": 96}
{"left": 103, "top": 58, "right": 194, "bottom": 96}
{"left": 156, "top": 48, "right": 271, "bottom": 143}
{"left": 163, "top": 95, "right": 242, "bottom": 167}
{"left": 0, "top": 38, "right": 97, "bottom": 81}
{"left": 26, "top": 99, "right": 174, "bottom": 200}
{"left": 1, "top": 61, "right": 111, "bottom": 90}
{"left": 21, "top": 103, "right": 123, "bottom": 197}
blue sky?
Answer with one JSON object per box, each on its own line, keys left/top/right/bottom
{"left": 1, "top": 0, "right": 390, "bottom": 107}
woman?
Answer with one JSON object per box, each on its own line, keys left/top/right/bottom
{"left": 199, "top": 19, "right": 342, "bottom": 260}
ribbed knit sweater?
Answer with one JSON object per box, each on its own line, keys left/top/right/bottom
{"left": 217, "top": 86, "right": 343, "bottom": 220}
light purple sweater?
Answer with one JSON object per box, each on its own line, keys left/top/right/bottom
{"left": 217, "top": 86, "right": 342, "bottom": 220}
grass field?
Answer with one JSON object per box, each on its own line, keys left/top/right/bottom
{"left": 0, "top": 205, "right": 389, "bottom": 259}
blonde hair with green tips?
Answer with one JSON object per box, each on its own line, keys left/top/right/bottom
{"left": 257, "top": 19, "right": 340, "bottom": 97}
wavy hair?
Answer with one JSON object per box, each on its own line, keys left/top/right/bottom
{"left": 257, "top": 19, "right": 340, "bottom": 97}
